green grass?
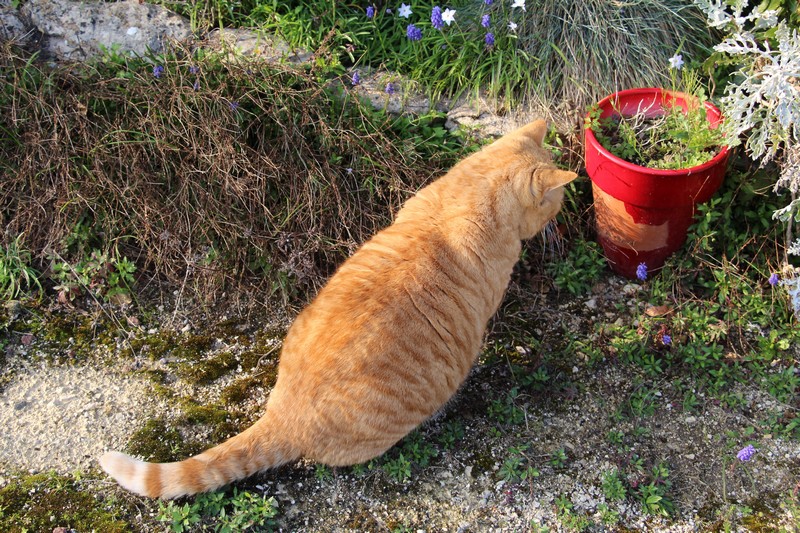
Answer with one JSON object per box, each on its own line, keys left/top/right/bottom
{"left": 0, "top": 234, "right": 41, "bottom": 301}
{"left": 145, "top": 0, "right": 717, "bottom": 109}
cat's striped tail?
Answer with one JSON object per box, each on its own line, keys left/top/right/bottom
{"left": 99, "top": 413, "right": 297, "bottom": 499}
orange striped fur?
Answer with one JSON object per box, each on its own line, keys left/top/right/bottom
{"left": 99, "top": 119, "right": 577, "bottom": 498}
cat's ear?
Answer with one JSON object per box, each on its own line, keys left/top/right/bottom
{"left": 535, "top": 168, "right": 578, "bottom": 192}
{"left": 520, "top": 119, "right": 548, "bottom": 147}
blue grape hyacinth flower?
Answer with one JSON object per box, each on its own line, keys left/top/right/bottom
{"left": 636, "top": 263, "right": 648, "bottom": 281}
{"left": 737, "top": 445, "right": 756, "bottom": 462}
{"left": 407, "top": 24, "right": 422, "bottom": 41}
{"left": 431, "top": 6, "right": 444, "bottom": 30}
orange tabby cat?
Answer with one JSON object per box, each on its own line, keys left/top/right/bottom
{"left": 100, "top": 119, "right": 577, "bottom": 498}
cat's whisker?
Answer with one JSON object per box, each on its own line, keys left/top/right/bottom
{"left": 539, "top": 220, "right": 565, "bottom": 259}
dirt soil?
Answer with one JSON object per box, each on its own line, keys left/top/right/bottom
{"left": 0, "top": 275, "right": 798, "bottom": 532}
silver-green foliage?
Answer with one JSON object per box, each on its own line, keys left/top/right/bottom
{"left": 695, "top": 0, "right": 800, "bottom": 311}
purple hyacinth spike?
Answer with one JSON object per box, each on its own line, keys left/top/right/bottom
{"left": 636, "top": 263, "right": 648, "bottom": 281}
{"left": 737, "top": 445, "right": 756, "bottom": 462}
{"left": 431, "top": 6, "right": 444, "bottom": 30}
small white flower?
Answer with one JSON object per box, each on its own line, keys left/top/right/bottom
{"left": 669, "top": 54, "right": 684, "bottom": 70}
{"left": 508, "top": 21, "right": 518, "bottom": 31}
{"left": 398, "top": 3, "right": 412, "bottom": 18}
{"left": 511, "top": 0, "right": 526, "bottom": 10}
{"left": 442, "top": 7, "right": 456, "bottom": 25}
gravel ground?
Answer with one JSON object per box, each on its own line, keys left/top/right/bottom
{"left": 0, "top": 364, "right": 165, "bottom": 474}
{"left": 0, "top": 278, "right": 798, "bottom": 531}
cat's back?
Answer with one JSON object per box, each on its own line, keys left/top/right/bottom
{"left": 284, "top": 210, "right": 489, "bottom": 364}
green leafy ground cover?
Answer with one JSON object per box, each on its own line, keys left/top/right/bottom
{"left": 0, "top": 0, "right": 798, "bottom": 531}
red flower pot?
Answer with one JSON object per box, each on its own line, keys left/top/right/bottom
{"left": 584, "top": 88, "right": 730, "bottom": 279}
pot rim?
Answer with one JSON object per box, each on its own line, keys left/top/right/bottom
{"left": 585, "top": 87, "right": 730, "bottom": 176}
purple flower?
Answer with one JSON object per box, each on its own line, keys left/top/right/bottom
{"left": 431, "top": 6, "right": 444, "bottom": 30}
{"left": 481, "top": 14, "right": 491, "bottom": 28}
{"left": 737, "top": 445, "right": 756, "bottom": 462}
{"left": 366, "top": 5, "right": 375, "bottom": 18}
{"left": 407, "top": 23, "right": 422, "bottom": 41}
{"left": 351, "top": 71, "right": 361, "bottom": 86}
{"left": 385, "top": 82, "right": 396, "bottom": 95}
{"left": 485, "top": 32, "right": 495, "bottom": 46}
{"left": 152, "top": 65, "right": 164, "bottom": 78}
{"left": 228, "top": 101, "right": 239, "bottom": 111}
{"left": 636, "top": 263, "right": 648, "bottom": 281}
{"left": 768, "top": 273, "right": 779, "bottom": 286}
{"left": 188, "top": 65, "right": 199, "bottom": 74}
{"left": 485, "top": 0, "right": 493, "bottom": 4}
{"left": 662, "top": 334, "right": 672, "bottom": 346}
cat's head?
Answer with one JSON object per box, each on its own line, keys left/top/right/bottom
{"left": 486, "top": 120, "right": 578, "bottom": 240}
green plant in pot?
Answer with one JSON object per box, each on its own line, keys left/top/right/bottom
{"left": 584, "top": 56, "right": 730, "bottom": 279}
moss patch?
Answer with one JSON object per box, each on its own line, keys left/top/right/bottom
{"left": 123, "top": 321, "right": 284, "bottom": 387}
{"left": 177, "top": 349, "right": 238, "bottom": 384}
{"left": 126, "top": 418, "right": 205, "bottom": 462}
{"left": 0, "top": 472, "right": 134, "bottom": 532}
{"left": 220, "top": 359, "right": 279, "bottom": 405}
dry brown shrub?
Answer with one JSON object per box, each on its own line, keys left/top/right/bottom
{"left": 0, "top": 43, "right": 465, "bottom": 301}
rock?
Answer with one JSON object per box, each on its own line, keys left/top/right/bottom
{"left": 0, "top": 4, "right": 34, "bottom": 47}
{"left": 622, "top": 283, "right": 639, "bottom": 295}
{"left": 350, "top": 69, "right": 431, "bottom": 116}
{"left": 445, "top": 97, "right": 541, "bottom": 137}
{"left": 206, "top": 27, "right": 310, "bottom": 63}
{"left": 21, "top": 0, "right": 191, "bottom": 61}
